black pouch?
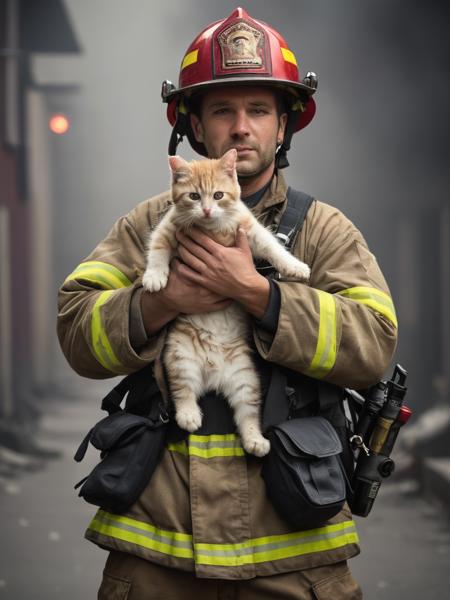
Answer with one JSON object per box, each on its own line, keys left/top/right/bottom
{"left": 261, "top": 416, "right": 347, "bottom": 529}
{"left": 74, "top": 368, "right": 169, "bottom": 514}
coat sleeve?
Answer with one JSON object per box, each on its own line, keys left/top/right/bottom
{"left": 57, "top": 201, "right": 162, "bottom": 379}
{"left": 253, "top": 201, "right": 398, "bottom": 389}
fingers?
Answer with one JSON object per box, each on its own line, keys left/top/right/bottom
{"left": 176, "top": 260, "right": 204, "bottom": 285}
{"left": 206, "top": 299, "right": 233, "bottom": 312}
{"left": 175, "top": 229, "right": 221, "bottom": 263}
{"left": 177, "top": 242, "right": 206, "bottom": 274}
{"left": 235, "top": 227, "right": 250, "bottom": 249}
{"left": 169, "top": 258, "right": 228, "bottom": 303}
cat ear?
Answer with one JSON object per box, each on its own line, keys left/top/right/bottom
{"left": 219, "top": 149, "right": 237, "bottom": 177}
{"left": 168, "top": 155, "right": 190, "bottom": 183}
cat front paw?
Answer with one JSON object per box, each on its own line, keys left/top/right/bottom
{"left": 176, "top": 407, "right": 203, "bottom": 433}
{"left": 279, "top": 258, "right": 310, "bottom": 281}
{"left": 242, "top": 435, "right": 271, "bottom": 457}
{"left": 142, "top": 267, "right": 169, "bottom": 292}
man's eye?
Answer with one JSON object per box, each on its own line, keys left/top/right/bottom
{"left": 213, "top": 108, "right": 229, "bottom": 115}
{"left": 213, "top": 192, "right": 224, "bottom": 200}
{"left": 189, "top": 192, "right": 200, "bottom": 200}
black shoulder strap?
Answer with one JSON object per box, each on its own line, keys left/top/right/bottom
{"left": 276, "top": 187, "right": 314, "bottom": 250}
{"left": 100, "top": 364, "right": 162, "bottom": 417}
{"left": 262, "top": 365, "right": 290, "bottom": 432}
{"left": 261, "top": 188, "right": 315, "bottom": 430}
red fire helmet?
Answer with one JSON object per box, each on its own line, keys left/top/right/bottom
{"left": 162, "top": 7, "right": 318, "bottom": 162}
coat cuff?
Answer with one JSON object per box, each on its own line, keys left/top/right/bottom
{"left": 253, "top": 278, "right": 281, "bottom": 336}
{"left": 129, "top": 287, "right": 149, "bottom": 351}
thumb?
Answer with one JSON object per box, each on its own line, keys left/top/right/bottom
{"left": 236, "top": 227, "right": 250, "bottom": 250}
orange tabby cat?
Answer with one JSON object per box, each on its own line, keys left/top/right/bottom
{"left": 143, "top": 149, "right": 310, "bottom": 456}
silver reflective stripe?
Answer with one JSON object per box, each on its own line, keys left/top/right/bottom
{"left": 196, "top": 522, "right": 357, "bottom": 557}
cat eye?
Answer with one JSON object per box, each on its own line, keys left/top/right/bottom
{"left": 189, "top": 192, "right": 200, "bottom": 200}
{"left": 213, "top": 192, "right": 224, "bottom": 200}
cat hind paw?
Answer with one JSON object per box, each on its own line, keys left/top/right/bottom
{"left": 176, "top": 408, "right": 203, "bottom": 433}
{"left": 243, "top": 436, "right": 271, "bottom": 457}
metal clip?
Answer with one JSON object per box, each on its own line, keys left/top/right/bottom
{"left": 161, "top": 80, "right": 176, "bottom": 102}
{"left": 275, "top": 228, "right": 294, "bottom": 248}
{"left": 159, "top": 404, "right": 170, "bottom": 424}
{"left": 303, "top": 71, "right": 318, "bottom": 91}
{"left": 350, "top": 434, "right": 370, "bottom": 456}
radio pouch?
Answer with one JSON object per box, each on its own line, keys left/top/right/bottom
{"left": 261, "top": 416, "right": 347, "bottom": 529}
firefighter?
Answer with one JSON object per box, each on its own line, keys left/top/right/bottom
{"left": 57, "top": 8, "right": 397, "bottom": 598}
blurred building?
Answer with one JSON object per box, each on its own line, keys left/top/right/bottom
{"left": 0, "top": 0, "right": 80, "bottom": 448}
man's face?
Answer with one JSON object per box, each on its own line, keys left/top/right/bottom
{"left": 190, "top": 87, "right": 287, "bottom": 182}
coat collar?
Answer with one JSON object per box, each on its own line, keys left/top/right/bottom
{"left": 251, "top": 171, "right": 288, "bottom": 218}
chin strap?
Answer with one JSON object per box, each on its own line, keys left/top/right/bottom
{"left": 168, "top": 124, "right": 184, "bottom": 156}
{"left": 275, "top": 102, "right": 301, "bottom": 169}
{"left": 275, "top": 97, "right": 310, "bottom": 169}
{"left": 275, "top": 144, "right": 289, "bottom": 169}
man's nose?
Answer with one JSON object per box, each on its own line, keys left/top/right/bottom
{"left": 230, "top": 111, "right": 250, "bottom": 138}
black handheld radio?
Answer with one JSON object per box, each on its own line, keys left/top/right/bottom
{"left": 349, "top": 365, "right": 412, "bottom": 517}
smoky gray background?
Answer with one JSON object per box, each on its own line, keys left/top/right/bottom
{"left": 35, "top": 0, "right": 449, "bottom": 413}
{"left": 6, "top": 1, "right": 449, "bottom": 599}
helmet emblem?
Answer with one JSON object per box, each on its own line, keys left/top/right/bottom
{"left": 218, "top": 21, "right": 264, "bottom": 69}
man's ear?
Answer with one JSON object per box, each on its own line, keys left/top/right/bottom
{"left": 190, "top": 113, "right": 204, "bottom": 143}
{"left": 277, "top": 112, "right": 288, "bottom": 144}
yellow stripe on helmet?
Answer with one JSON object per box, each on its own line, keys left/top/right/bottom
{"left": 181, "top": 49, "right": 199, "bottom": 70}
{"left": 281, "top": 47, "right": 298, "bottom": 66}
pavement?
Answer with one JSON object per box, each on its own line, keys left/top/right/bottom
{"left": 420, "top": 457, "right": 450, "bottom": 520}
{"left": 0, "top": 381, "right": 449, "bottom": 599}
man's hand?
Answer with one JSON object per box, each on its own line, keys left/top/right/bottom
{"left": 175, "top": 227, "right": 270, "bottom": 318}
{"left": 140, "top": 257, "right": 232, "bottom": 336}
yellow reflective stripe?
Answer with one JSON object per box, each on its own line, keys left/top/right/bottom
{"left": 190, "top": 446, "right": 245, "bottom": 458}
{"left": 337, "top": 286, "right": 397, "bottom": 328}
{"left": 91, "top": 291, "right": 122, "bottom": 372}
{"left": 305, "top": 290, "right": 337, "bottom": 379}
{"left": 181, "top": 49, "right": 198, "bottom": 70}
{"left": 87, "top": 510, "right": 194, "bottom": 559}
{"left": 168, "top": 434, "right": 244, "bottom": 458}
{"left": 281, "top": 47, "right": 298, "bottom": 66}
{"left": 194, "top": 521, "right": 358, "bottom": 566}
{"left": 190, "top": 434, "right": 238, "bottom": 442}
{"left": 87, "top": 511, "right": 358, "bottom": 566}
{"left": 195, "top": 532, "right": 359, "bottom": 566}
{"left": 65, "top": 261, "right": 132, "bottom": 289}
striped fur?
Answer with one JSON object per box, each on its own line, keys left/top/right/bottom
{"left": 143, "top": 150, "right": 310, "bottom": 456}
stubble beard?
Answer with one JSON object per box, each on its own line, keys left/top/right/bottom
{"left": 235, "top": 142, "right": 277, "bottom": 181}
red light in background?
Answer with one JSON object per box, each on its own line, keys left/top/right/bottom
{"left": 49, "top": 114, "right": 70, "bottom": 135}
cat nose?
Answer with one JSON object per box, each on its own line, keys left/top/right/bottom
{"left": 203, "top": 207, "right": 211, "bottom": 217}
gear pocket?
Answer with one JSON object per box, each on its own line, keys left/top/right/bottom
{"left": 312, "top": 569, "right": 363, "bottom": 599}
{"left": 98, "top": 573, "right": 131, "bottom": 600}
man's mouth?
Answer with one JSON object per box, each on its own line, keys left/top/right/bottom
{"left": 234, "top": 146, "right": 254, "bottom": 155}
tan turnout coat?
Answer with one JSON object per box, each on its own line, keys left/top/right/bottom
{"left": 57, "top": 173, "right": 397, "bottom": 580}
